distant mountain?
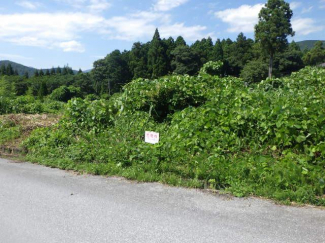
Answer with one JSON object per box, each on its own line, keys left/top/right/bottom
{"left": 0, "top": 60, "right": 36, "bottom": 77}
{"left": 0, "top": 60, "right": 80, "bottom": 76}
{"left": 296, "top": 40, "right": 325, "bottom": 50}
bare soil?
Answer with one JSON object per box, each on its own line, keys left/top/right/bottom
{"left": 0, "top": 114, "right": 60, "bottom": 156}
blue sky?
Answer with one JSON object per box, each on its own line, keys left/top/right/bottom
{"left": 0, "top": 0, "right": 324, "bottom": 70}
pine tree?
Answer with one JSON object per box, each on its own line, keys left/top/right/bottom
{"left": 163, "top": 37, "right": 176, "bottom": 73}
{"left": 147, "top": 29, "right": 169, "bottom": 78}
{"left": 6, "top": 64, "right": 14, "bottom": 76}
{"left": 0, "top": 76, "right": 16, "bottom": 97}
{"left": 171, "top": 45, "right": 200, "bottom": 75}
{"left": 38, "top": 80, "right": 48, "bottom": 100}
{"left": 226, "top": 33, "right": 254, "bottom": 76}
{"left": 78, "top": 68, "right": 83, "bottom": 74}
{"left": 129, "top": 42, "right": 149, "bottom": 79}
{"left": 191, "top": 38, "right": 214, "bottom": 65}
{"left": 175, "top": 36, "right": 186, "bottom": 47}
{"left": 51, "top": 67, "right": 56, "bottom": 75}
{"left": 0, "top": 65, "right": 6, "bottom": 75}
{"left": 56, "top": 66, "right": 62, "bottom": 74}
{"left": 46, "top": 70, "right": 50, "bottom": 76}
{"left": 255, "top": 0, "right": 294, "bottom": 78}
{"left": 24, "top": 71, "right": 29, "bottom": 79}
{"left": 211, "top": 39, "right": 224, "bottom": 61}
{"left": 62, "top": 66, "right": 68, "bottom": 75}
{"left": 39, "top": 69, "right": 44, "bottom": 76}
{"left": 34, "top": 70, "right": 39, "bottom": 77}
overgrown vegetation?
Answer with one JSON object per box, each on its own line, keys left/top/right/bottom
{"left": 0, "top": 114, "right": 59, "bottom": 156}
{"left": 23, "top": 65, "right": 325, "bottom": 206}
{"left": 1, "top": 0, "right": 325, "bottom": 207}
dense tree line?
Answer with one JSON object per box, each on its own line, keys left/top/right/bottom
{"left": 1, "top": 71, "right": 93, "bottom": 101}
{"left": 2, "top": 0, "right": 325, "bottom": 100}
{"left": 0, "top": 63, "right": 19, "bottom": 76}
{"left": 3, "top": 33, "right": 324, "bottom": 101}
{"left": 92, "top": 27, "right": 318, "bottom": 90}
{"left": 2, "top": 29, "right": 324, "bottom": 101}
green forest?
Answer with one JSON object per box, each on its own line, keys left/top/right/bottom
{"left": 1, "top": 0, "right": 325, "bottom": 206}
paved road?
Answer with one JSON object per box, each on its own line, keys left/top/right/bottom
{"left": 0, "top": 158, "right": 324, "bottom": 243}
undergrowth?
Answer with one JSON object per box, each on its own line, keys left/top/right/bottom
{"left": 24, "top": 64, "right": 325, "bottom": 206}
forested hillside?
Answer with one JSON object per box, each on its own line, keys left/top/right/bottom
{"left": 297, "top": 40, "right": 325, "bottom": 50}
{"left": 0, "top": 60, "right": 36, "bottom": 77}
{"left": 0, "top": 60, "right": 79, "bottom": 77}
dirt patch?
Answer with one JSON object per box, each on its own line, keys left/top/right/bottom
{"left": 0, "top": 113, "right": 60, "bottom": 156}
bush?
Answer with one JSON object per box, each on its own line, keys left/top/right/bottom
{"left": 240, "top": 60, "right": 269, "bottom": 84}
{"left": 50, "top": 86, "right": 82, "bottom": 102}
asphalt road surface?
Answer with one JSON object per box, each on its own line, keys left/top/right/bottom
{"left": 0, "top": 158, "right": 324, "bottom": 243}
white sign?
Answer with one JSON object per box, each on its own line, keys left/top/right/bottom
{"left": 145, "top": 131, "right": 160, "bottom": 144}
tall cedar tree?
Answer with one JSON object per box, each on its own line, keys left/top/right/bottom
{"left": 171, "top": 45, "right": 200, "bottom": 75}
{"left": 92, "top": 58, "right": 107, "bottom": 94}
{"left": 56, "top": 67, "right": 62, "bottom": 74}
{"left": 175, "top": 36, "right": 186, "bottom": 47}
{"left": 147, "top": 29, "right": 168, "bottom": 78}
{"left": 129, "top": 42, "right": 149, "bottom": 79}
{"left": 211, "top": 39, "right": 224, "bottom": 62}
{"left": 24, "top": 71, "right": 29, "bottom": 79}
{"left": 0, "top": 65, "right": 6, "bottom": 75}
{"left": 6, "top": 64, "right": 14, "bottom": 76}
{"left": 163, "top": 37, "right": 176, "bottom": 73}
{"left": 38, "top": 80, "right": 48, "bottom": 100}
{"left": 255, "top": 0, "right": 294, "bottom": 78}
{"left": 93, "top": 50, "right": 131, "bottom": 95}
{"left": 191, "top": 38, "right": 214, "bottom": 65}
{"left": 226, "top": 33, "right": 254, "bottom": 76}
{"left": 34, "top": 70, "right": 39, "bottom": 77}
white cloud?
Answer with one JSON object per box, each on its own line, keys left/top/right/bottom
{"left": 154, "top": 0, "right": 189, "bottom": 12}
{"left": 292, "top": 18, "right": 324, "bottom": 35}
{"left": 290, "top": 1, "right": 302, "bottom": 10}
{"left": 104, "top": 11, "right": 210, "bottom": 41}
{"left": 55, "top": 0, "right": 87, "bottom": 8}
{"left": 0, "top": 53, "right": 33, "bottom": 60}
{"left": 104, "top": 11, "right": 166, "bottom": 40}
{"left": 302, "top": 6, "right": 313, "bottom": 13}
{"left": 320, "top": 0, "right": 325, "bottom": 8}
{"left": 55, "top": 0, "right": 111, "bottom": 12}
{"left": 88, "top": 0, "right": 111, "bottom": 12}
{"left": 16, "top": 1, "right": 41, "bottom": 10}
{"left": 0, "top": 6, "right": 211, "bottom": 51}
{"left": 215, "top": 4, "right": 264, "bottom": 33}
{"left": 160, "top": 23, "right": 212, "bottom": 41}
{"left": 0, "top": 13, "right": 104, "bottom": 52}
{"left": 58, "top": 40, "right": 85, "bottom": 52}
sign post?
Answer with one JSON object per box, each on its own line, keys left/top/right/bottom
{"left": 145, "top": 131, "right": 161, "bottom": 170}
{"left": 145, "top": 131, "right": 159, "bottom": 144}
